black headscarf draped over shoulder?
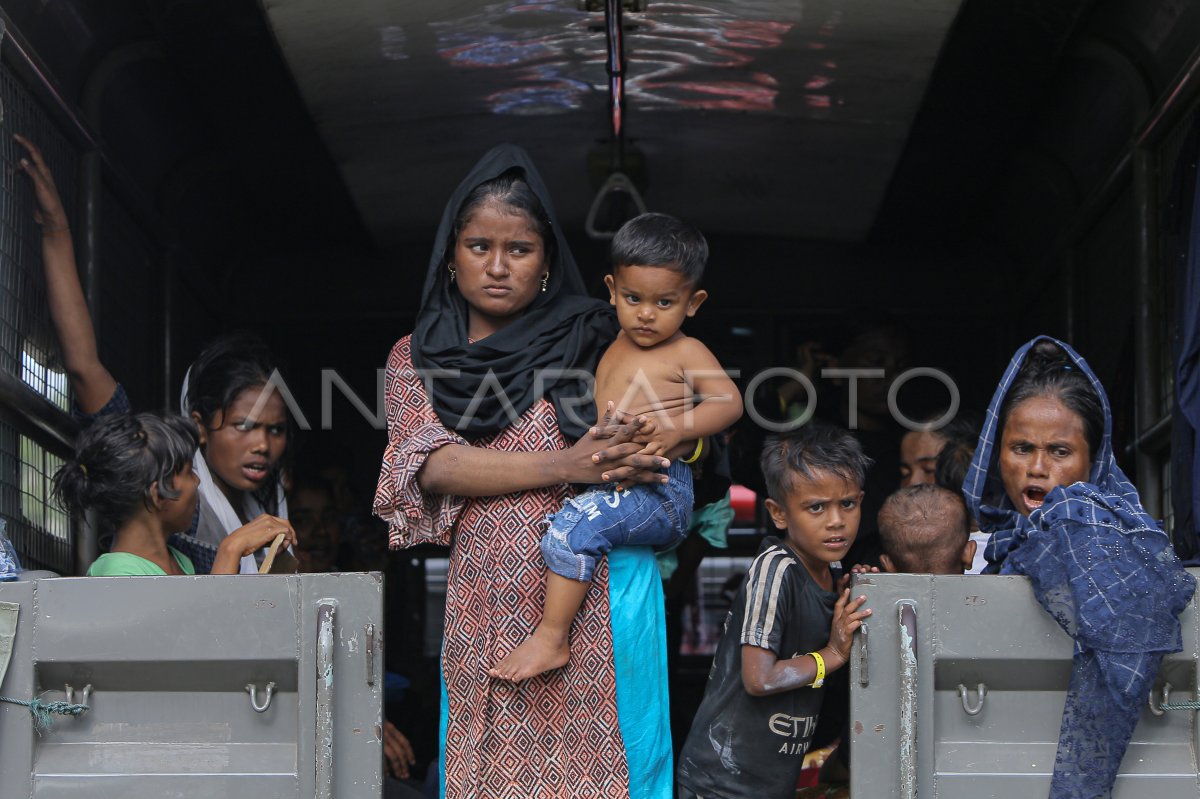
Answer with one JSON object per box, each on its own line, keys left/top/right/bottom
{"left": 411, "top": 144, "right": 618, "bottom": 441}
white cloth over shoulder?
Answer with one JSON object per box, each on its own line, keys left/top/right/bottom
{"left": 181, "top": 369, "right": 289, "bottom": 575}
{"left": 191, "top": 451, "right": 287, "bottom": 574}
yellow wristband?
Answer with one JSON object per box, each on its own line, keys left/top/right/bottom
{"left": 681, "top": 438, "right": 704, "bottom": 464}
{"left": 808, "top": 651, "right": 826, "bottom": 688}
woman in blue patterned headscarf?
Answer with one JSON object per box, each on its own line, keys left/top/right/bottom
{"left": 963, "top": 335, "right": 1195, "bottom": 799}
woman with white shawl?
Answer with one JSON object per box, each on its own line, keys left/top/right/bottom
{"left": 18, "top": 134, "right": 294, "bottom": 574}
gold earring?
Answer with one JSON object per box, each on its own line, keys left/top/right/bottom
{"left": 541, "top": 273, "right": 549, "bottom": 292}
{"left": 448, "top": 264, "right": 457, "bottom": 283}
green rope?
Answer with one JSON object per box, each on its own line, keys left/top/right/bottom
{"left": 1159, "top": 700, "right": 1200, "bottom": 711}
{"left": 0, "top": 695, "right": 89, "bottom": 733}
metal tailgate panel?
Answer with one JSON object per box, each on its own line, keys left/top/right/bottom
{"left": 0, "top": 581, "right": 37, "bottom": 791}
{"left": 0, "top": 573, "right": 383, "bottom": 798}
{"left": 299, "top": 571, "right": 386, "bottom": 799}
{"left": 850, "top": 572, "right": 1200, "bottom": 798}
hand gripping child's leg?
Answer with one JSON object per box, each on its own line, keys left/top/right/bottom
{"left": 488, "top": 572, "right": 590, "bottom": 682}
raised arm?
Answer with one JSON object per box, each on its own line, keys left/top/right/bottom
{"left": 15, "top": 134, "right": 117, "bottom": 413}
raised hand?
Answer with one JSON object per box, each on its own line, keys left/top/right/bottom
{"left": 14, "top": 134, "right": 69, "bottom": 232}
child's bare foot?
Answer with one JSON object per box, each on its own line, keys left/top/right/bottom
{"left": 488, "top": 628, "right": 570, "bottom": 682}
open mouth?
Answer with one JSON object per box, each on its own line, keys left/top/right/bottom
{"left": 823, "top": 536, "right": 849, "bottom": 549}
{"left": 1022, "top": 486, "right": 1047, "bottom": 511}
{"left": 243, "top": 463, "right": 270, "bottom": 483}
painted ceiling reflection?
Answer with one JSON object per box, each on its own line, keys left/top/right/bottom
{"left": 264, "top": 0, "right": 961, "bottom": 244}
{"left": 428, "top": 1, "right": 815, "bottom": 115}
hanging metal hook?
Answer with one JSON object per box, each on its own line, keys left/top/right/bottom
{"left": 246, "top": 681, "right": 277, "bottom": 713}
{"left": 1148, "top": 682, "right": 1172, "bottom": 717}
{"left": 958, "top": 683, "right": 987, "bottom": 716}
{"left": 63, "top": 683, "right": 92, "bottom": 708}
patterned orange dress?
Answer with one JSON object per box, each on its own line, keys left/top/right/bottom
{"left": 375, "top": 336, "right": 671, "bottom": 799}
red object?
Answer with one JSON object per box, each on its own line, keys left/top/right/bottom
{"left": 797, "top": 766, "right": 821, "bottom": 788}
{"left": 729, "top": 484, "right": 757, "bottom": 524}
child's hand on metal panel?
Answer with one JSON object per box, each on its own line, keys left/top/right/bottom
{"left": 827, "top": 588, "right": 870, "bottom": 669}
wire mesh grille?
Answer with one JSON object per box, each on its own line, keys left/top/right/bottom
{"left": 0, "top": 420, "right": 72, "bottom": 573}
{"left": 0, "top": 60, "right": 81, "bottom": 574}
{"left": 20, "top": 339, "right": 69, "bottom": 410}
{"left": 0, "top": 60, "right": 78, "bottom": 411}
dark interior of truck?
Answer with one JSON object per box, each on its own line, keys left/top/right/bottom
{"left": 1, "top": 0, "right": 1198, "bottom": 777}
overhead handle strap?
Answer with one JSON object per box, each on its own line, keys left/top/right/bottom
{"left": 585, "top": 172, "right": 647, "bottom": 240}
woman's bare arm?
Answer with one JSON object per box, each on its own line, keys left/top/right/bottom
{"left": 15, "top": 134, "right": 117, "bottom": 413}
{"left": 417, "top": 416, "right": 670, "bottom": 497}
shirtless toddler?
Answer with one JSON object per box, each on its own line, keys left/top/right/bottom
{"left": 490, "top": 212, "right": 743, "bottom": 681}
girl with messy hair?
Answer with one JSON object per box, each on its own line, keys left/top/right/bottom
{"left": 55, "top": 412, "right": 294, "bottom": 576}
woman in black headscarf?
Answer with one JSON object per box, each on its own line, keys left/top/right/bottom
{"left": 374, "top": 145, "right": 674, "bottom": 799}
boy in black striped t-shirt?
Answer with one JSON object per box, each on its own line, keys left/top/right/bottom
{"left": 676, "top": 423, "right": 873, "bottom": 799}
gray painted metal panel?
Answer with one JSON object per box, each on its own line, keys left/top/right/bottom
{"left": 0, "top": 573, "right": 383, "bottom": 797}
{"left": 302, "top": 573, "right": 386, "bottom": 799}
{"left": 0, "top": 580, "right": 37, "bottom": 791}
{"left": 30, "top": 774, "right": 297, "bottom": 798}
{"left": 850, "top": 572, "right": 1200, "bottom": 798}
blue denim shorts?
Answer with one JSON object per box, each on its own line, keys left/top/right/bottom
{"left": 540, "top": 459, "right": 694, "bottom": 582}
